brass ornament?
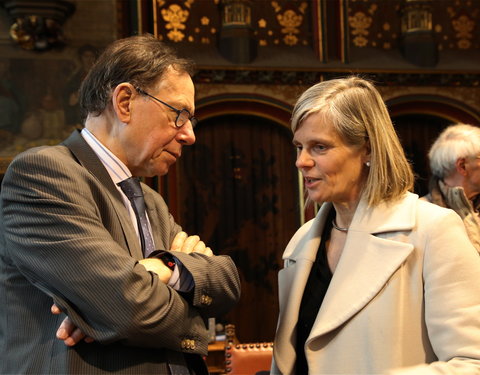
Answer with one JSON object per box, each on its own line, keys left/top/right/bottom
{"left": 161, "top": 4, "right": 189, "bottom": 42}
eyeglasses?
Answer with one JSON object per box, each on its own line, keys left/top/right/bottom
{"left": 135, "top": 87, "right": 198, "bottom": 128}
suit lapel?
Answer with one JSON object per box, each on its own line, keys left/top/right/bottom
{"left": 62, "top": 130, "right": 143, "bottom": 259}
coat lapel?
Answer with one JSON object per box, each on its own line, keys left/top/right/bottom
{"left": 307, "top": 194, "right": 417, "bottom": 341}
{"left": 62, "top": 130, "right": 143, "bottom": 259}
{"left": 273, "top": 206, "right": 329, "bottom": 374}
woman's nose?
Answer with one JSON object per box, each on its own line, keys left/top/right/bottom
{"left": 296, "top": 150, "right": 313, "bottom": 169}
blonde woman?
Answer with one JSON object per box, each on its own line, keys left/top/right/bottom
{"left": 272, "top": 76, "right": 480, "bottom": 374}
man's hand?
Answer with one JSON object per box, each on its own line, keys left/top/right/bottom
{"left": 51, "top": 304, "right": 94, "bottom": 346}
{"left": 170, "top": 231, "right": 213, "bottom": 257}
{"left": 139, "top": 258, "right": 173, "bottom": 283}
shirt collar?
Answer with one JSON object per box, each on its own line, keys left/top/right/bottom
{"left": 80, "top": 128, "right": 131, "bottom": 184}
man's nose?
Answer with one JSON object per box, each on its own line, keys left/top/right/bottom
{"left": 177, "top": 121, "right": 196, "bottom": 145}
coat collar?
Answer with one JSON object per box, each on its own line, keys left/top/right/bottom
{"left": 284, "top": 193, "right": 417, "bottom": 263}
{"left": 350, "top": 192, "right": 417, "bottom": 233}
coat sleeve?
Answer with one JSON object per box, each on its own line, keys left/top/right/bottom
{"left": 388, "top": 208, "right": 480, "bottom": 374}
{"left": 1, "top": 148, "right": 240, "bottom": 355}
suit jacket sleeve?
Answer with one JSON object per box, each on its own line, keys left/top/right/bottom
{"left": 1, "top": 146, "right": 241, "bottom": 355}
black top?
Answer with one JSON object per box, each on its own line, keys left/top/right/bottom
{"left": 295, "top": 209, "right": 334, "bottom": 374}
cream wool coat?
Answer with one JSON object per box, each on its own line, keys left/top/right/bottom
{"left": 272, "top": 193, "right": 480, "bottom": 375}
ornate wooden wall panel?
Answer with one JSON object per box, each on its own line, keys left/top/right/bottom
{"left": 176, "top": 113, "right": 299, "bottom": 342}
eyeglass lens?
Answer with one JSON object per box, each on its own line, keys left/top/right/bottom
{"left": 177, "top": 109, "right": 197, "bottom": 128}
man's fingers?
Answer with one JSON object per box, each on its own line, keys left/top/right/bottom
{"left": 170, "top": 231, "right": 187, "bottom": 251}
{"left": 64, "top": 327, "right": 87, "bottom": 347}
{"left": 171, "top": 232, "right": 213, "bottom": 257}
{"left": 56, "top": 317, "right": 76, "bottom": 339}
{"left": 181, "top": 235, "right": 200, "bottom": 254}
{"left": 192, "top": 242, "right": 214, "bottom": 257}
{"left": 52, "top": 305, "right": 83, "bottom": 345}
{"left": 203, "top": 247, "right": 214, "bottom": 257}
{"left": 51, "top": 304, "right": 62, "bottom": 314}
{"left": 56, "top": 317, "right": 91, "bottom": 346}
{"left": 193, "top": 240, "right": 206, "bottom": 253}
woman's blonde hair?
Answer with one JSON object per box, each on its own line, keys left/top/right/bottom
{"left": 291, "top": 76, "right": 414, "bottom": 206}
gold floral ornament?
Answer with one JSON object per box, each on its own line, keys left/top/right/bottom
{"left": 452, "top": 14, "right": 474, "bottom": 49}
{"left": 277, "top": 9, "right": 302, "bottom": 46}
{"left": 161, "top": 4, "right": 189, "bottom": 42}
{"left": 349, "top": 11, "right": 372, "bottom": 47}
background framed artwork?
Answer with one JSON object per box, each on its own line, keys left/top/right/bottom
{"left": 0, "top": 55, "right": 87, "bottom": 173}
{"left": 0, "top": 0, "right": 124, "bottom": 174}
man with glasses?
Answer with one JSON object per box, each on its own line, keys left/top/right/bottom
{"left": 422, "top": 123, "right": 480, "bottom": 253}
{"left": 0, "top": 34, "right": 240, "bottom": 374}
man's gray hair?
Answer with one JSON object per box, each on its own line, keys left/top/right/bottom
{"left": 428, "top": 123, "right": 480, "bottom": 178}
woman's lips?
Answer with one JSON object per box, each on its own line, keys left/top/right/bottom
{"left": 304, "top": 176, "right": 320, "bottom": 188}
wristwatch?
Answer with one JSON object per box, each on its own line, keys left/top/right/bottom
{"left": 157, "top": 252, "right": 176, "bottom": 271}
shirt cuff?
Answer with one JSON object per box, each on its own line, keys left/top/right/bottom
{"left": 148, "top": 250, "right": 194, "bottom": 292}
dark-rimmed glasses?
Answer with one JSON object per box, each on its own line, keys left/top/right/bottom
{"left": 136, "top": 87, "right": 197, "bottom": 128}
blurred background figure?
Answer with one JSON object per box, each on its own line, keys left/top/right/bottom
{"left": 422, "top": 123, "right": 480, "bottom": 253}
{"left": 63, "top": 44, "right": 98, "bottom": 127}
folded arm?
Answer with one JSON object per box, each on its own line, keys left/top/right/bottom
{"left": 2, "top": 149, "right": 240, "bottom": 353}
{"left": 54, "top": 231, "right": 217, "bottom": 346}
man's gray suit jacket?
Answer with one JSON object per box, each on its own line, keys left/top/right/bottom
{"left": 0, "top": 130, "right": 241, "bottom": 374}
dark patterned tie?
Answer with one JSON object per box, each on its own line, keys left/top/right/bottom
{"left": 117, "top": 177, "right": 155, "bottom": 257}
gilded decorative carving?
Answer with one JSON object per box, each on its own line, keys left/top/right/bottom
{"left": 271, "top": 1, "right": 281, "bottom": 13}
{"left": 349, "top": 11, "right": 372, "bottom": 47}
{"left": 271, "top": 1, "right": 307, "bottom": 47}
{"left": 150, "top": 0, "right": 479, "bottom": 54}
{"left": 161, "top": 3, "right": 190, "bottom": 42}
{"left": 452, "top": 14, "right": 475, "bottom": 49}
{"left": 277, "top": 9, "right": 302, "bottom": 46}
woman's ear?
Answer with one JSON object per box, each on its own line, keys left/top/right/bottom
{"left": 112, "top": 83, "right": 134, "bottom": 123}
{"left": 363, "top": 138, "right": 371, "bottom": 164}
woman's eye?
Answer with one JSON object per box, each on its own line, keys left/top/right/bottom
{"left": 313, "top": 144, "right": 326, "bottom": 151}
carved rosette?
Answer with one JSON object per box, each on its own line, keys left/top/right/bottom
{"left": 161, "top": 3, "right": 190, "bottom": 42}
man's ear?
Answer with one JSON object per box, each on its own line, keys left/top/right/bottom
{"left": 112, "top": 83, "right": 134, "bottom": 123}
{"left": 456, "top": 157, "right": 467, "bottom": 176}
